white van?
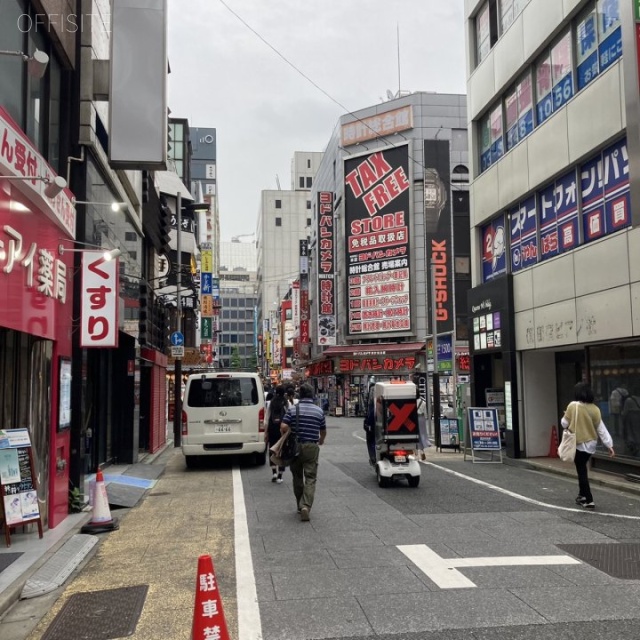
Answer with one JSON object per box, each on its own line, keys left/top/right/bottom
{"left": 181, "top": 372, "right": 267, "bottom": 468}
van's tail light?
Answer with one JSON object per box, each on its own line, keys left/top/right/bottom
{"left": 181, "top": 410, "right": 188, "bottom": 436}
{"left": 258, "top": 407, "right": 265, "bottom": 433}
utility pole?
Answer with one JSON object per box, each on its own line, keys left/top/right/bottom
{"left": 173, "top": 191, "right": 183, "bottom": 447}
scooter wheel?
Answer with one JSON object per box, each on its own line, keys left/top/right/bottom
{"left": 377, "top": 466, "right": 390, "bottom": 488}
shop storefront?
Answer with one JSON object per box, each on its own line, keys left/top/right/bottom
{"left": 468, "top": 272, "right": 640, "bottom": 473}
{"left": 0, "top": 107, "right": 76, "bottom": 528}
{"left": 306, "top": 342, "right": 425, "bottom": 417}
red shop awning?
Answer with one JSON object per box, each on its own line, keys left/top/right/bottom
{"left": 321, "top": 342, "right": 425, "bottom": 357}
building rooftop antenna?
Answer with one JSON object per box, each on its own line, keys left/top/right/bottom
{"left": 275, "top": 174, "right": 281, "bottom": 190}
{"left": 397, "top": 23, "right": 401, "bottom": 98}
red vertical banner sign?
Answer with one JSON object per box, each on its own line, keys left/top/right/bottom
{"left": 299, "top": 239, "right": 310, "bottom": 356}
{"left": 316, "top": 191, "right": 336, "bottom": 345}
{"left": 80, "top": 251, "right": 119, "bottom": 347}
{"left": 423, "top": 140, "right": 454, "bottom": 336}
{"left": 344, "top": 146, "right": 411, "bottom": 336}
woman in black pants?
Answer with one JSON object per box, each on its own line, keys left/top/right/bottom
{"left": 265, "top": 385, "right": 288, "bottom": 483}
{"left": 561, "top": 382, "right": 615, "bottom": 510}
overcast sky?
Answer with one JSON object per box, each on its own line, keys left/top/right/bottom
{"left": 167, "top": 0, "right": 466, "bottom": 241}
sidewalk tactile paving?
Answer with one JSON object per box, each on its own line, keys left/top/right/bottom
{"left": 41, "top": 584, "right": 148, "bottom": 640}
{"left": 558, "top": 543, "right": 640, "bottom": 579}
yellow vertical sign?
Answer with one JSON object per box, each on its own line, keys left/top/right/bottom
{"left": 201, "top": 249, "right": 212, "bottom": 274}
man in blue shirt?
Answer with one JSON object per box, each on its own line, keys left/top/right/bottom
{"left": 281, "top": 383, "right": 326, "bottom": 521}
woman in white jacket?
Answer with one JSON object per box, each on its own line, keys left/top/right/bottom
{"left": 561, "top": 382, "right": 615, "bottom": 510}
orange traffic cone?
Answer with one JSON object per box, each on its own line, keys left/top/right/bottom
{"left": 81, "top": 469, "right": 119, "bottom": 533}
{"left": 192, "top": 554, "right": 230, "bottom": 640}
{"left": 548, "top": 425, "right": 559, "bottom": 458}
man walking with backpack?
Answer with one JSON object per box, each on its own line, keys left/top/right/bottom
{"left": 281, "top": 384, "right": 326, "bottom": 522}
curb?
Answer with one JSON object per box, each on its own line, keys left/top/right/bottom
{"left": 0, "top": 512, "right": 91, "bottom": 620}
{"left": 503, "top": 457, "right": 640, "bottom": 498}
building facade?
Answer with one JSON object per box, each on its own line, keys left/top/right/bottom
{"left": 218, "top": 240, "right": 258, "bottom": 370}
{"left": 1, "top": 0, "right": 171, "bottom": 530}
{"left": 464, "top": 0, "right": 640, "bottom": 473}
{"left": 256, "top": 151, "right": 323, "bottom": 378}
{"left": 308, "top": 93, "right": 471, "bottom": 417}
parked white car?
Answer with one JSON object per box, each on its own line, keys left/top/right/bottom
{"left": 181, "top": 372, "right": 267, "bottom": 468}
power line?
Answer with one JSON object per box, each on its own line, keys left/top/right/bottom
{"left": 216, "top": 0, "right": 467, "bottom": 184}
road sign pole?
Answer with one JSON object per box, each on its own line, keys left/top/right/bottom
{"left": 173, "top": 191, "right": 183, "bottom": 448}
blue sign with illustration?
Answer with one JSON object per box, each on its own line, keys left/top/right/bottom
{"left": 467, "top": 408, "right": 501, "bottom": 451}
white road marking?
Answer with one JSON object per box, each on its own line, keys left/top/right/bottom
{"left": 398, "top": 544, "right": 580, "bottom": 589}
{"left": 233, "top": 467, "right": 263, "bottom": 640}
{"left": 351, "top": 431, "right": 640, "bottom": 520}
{"left": 421, "top": 459, "right": 640, "bottom": 520}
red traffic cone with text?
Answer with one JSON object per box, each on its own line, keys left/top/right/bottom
{"left": 548, "top": 424, "right": 559, "bottom": 458}
{"left": 81, "top": 469, "right": 119, "bottom": 534}
{"left": 192, "top": 554, "right": 230, "bottom": 640}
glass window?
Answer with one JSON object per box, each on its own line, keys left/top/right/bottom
{"left": 489, "top": 104, "right": 503, "bottom": 165}
{"left": 299, "top": 177, "right": 304, "bottom": 188}
{"left": 275, "top": 217, "right": 282, "bottom": 226}
{"left": 306, "top": 200, "right": 311, "bottom": 209}
{"left": 551, "top": 32, "right": 574, "bottom": 112}
{"left": 500, "top": 0, "right": 514, "bottom": 33}
{"left": 306, "top": 177, "right": 312, "bottom": 188}
{"left": 535, "top": 54, "right": 553, "bottom": 125}
{"left": 504, "top": 88, "right": 519, "bottom": 151}
{"left": 0, "top": 1, "right": 26, "bottom": 126}
{"left": 597, "top": 0, "right": 622, "bottom": 73}
{"left": 476, "top": 2, "right": 491, "bottom": 63}
{"left": 577, "top": 6, "right": 600, "bottom": 90}
{"left": 479, "top": 114, "right": 492, "bottom": 173}
{"left": 451, "top": 128, "right": 468, "bottom": 152}
{"left": 26, "top": 28, "right": 47, "bottom": 151}
{"left": 516, "top": 72, "right": 534, "bottom": 141}
{"left": 47, "top": 53, "right": 61, "bottom": 172}
{"left": 275, "top": 199, "right": 282, "bottom": 208}
{"left": 589, "top": 341, "right": 640, "bottom": 460}
{"left": 186, "top": 377, "right": 259, "bottom": 407}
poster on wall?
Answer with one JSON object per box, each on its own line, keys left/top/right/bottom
{"left": 344, "top": 146, "right": 411, "bottom": 336}
{"left": 58, "top": 358, "right": 72, "bottom": 430}
{"left": 424, "top": 140, "right": 454, "bottom": 336}
{"left": 481, "top": 215, "right": 507, "bottom": 282}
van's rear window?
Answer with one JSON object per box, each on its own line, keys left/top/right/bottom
{"left": 187, "top": 378, "right": 259, "bottom": 407}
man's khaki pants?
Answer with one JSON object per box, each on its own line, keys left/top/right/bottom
{"left": 290, "top": 442, "right": 320, "bottom": 511}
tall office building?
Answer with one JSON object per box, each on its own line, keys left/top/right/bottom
{"left": 218, "top": 240, "right": 258, "bottom": 369}
{"left": 464, "top": 0, "right": 639, "bottom": 474}
{"left": 256, "top": 152, "right": 323, "bottom": 319}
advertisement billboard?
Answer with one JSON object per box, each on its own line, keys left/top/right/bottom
{"left": 317, "top": 191, "right": 336, "bottom": 346}
{"left": 344, "top": 146, "right": 411, "bottom": 336}
{"left": 424, "top": 140, "right": 454, "bottom": 336}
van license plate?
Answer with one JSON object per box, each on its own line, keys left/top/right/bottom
{"left": 214, "top": 425, "right": 231, "bottom": 433}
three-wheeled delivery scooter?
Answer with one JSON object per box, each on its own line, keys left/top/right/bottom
{"left": 367, "top": 380, "right": 421, "bottom": 488}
